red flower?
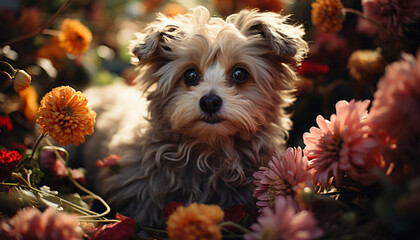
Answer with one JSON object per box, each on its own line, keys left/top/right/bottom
{"left": 223, "top": 204, "right": 246, "bottom": 223}
{"left": 0, "top": 116, "right": 13, "bottom": 132}
{"left": 298, "top": 61, "right": 330, "bottom": 76}
{"left": 163, "top": 201, "right": 185, "bottom": 221}
{"left": 0, "top": 150, "right": 22, "bottom": 182}
{"left": 10, "top": 143, "right": 28, "bottom": 154}
{"left": 91, "top": 213, "right": 136, "bottom": 240}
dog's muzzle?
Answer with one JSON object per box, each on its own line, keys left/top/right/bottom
{"left": 199, "top": 94, "right": 223, "bottom": 124}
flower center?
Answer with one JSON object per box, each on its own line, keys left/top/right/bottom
{"left": 61, "top": 106, "right": 74, "bottom": 117}
{"left": 268, "top": 177, "right": 292, "bottom": 205}
{"left": 320, "top": 132, "right": 342, "bottom": 161}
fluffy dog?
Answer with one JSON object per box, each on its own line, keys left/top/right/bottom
{"left": 82, "top": 6, "right": 308, "bottom": 227}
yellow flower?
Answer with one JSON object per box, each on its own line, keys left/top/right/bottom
{"left": 167, "top": 203, "right": 224, "bottom": 240}
{"left": 348, "top": 49, "right": 385, "bottom": 82}
{"left": 36, "top": 86, "right": 96, "bottom": 146}
{"left": 13, "top": 69, "right": 31, "bottom": 92}
{"left": 311, "top": 0, "right": 344, "bottom": 33}
{"left": 58, "top": 19, "right": 92, "bottom": 55}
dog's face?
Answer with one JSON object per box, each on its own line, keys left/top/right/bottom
{"left": 131, "top": 7, "right": 308, "bottom": 145}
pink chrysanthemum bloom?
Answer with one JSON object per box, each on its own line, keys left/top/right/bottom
{"left": 303, "top": 100, "right": 382, "bottom": 187}
{"left": 253, "top": 147, "right": 313, "bottom": 212}
{"left": 0, "top": 207, "right": 82, "bottom": 239}
{"left": 244, "top": 196, "right": 323, "bottom": 240}
{"left": 361, "top": 0, "right": 420, "bottom": 38}
{"left": 369, "top": 51, "right": 420, "bottom": 155}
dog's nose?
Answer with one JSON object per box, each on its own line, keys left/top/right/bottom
{"left": 200, "top": 94, "right": 223, "bottom": 114}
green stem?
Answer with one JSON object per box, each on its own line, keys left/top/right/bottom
{"left": 16, "top": 133, "right": 47, "bottom": 172}
{"left": 42, "top": 139, "right": 112, "bottom": 220}
{"left": 314, "top": 194, "right": 352, "bottom": 212}
{"left": 0, "top": 0, "right": 74, "bottom": 48}
{"left": 343, "top": 8, "right": 392, "bottom": 40}
{"left": 219, "top": 221, "right": 251, "bottom": 234}
{"left": 139, "top": 226, "right": 168, "bottom": 234}
{"left": 10, "top": 173, "right": 98, "bottom": 216}
{"left": 0, "top": 61, "right": 18, "bottom": 76}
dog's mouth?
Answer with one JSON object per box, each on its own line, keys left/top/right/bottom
{"left": 201, "top": 116, "right": 223, "bottom": 124}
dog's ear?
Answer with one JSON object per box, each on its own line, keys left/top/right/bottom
{"left": 227, "top": 9, "right": 308, "bottom": 62}
{"left": 130, "top": 15, "right": 183, "bottom": 62}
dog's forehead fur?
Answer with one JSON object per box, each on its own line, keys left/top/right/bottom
{"left": 131, "top": 6, "right": 307, "bottom": 96}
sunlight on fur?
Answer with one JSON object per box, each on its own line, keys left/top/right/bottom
{"left": 81, "top": 6, "right": 308, "bottom": 227}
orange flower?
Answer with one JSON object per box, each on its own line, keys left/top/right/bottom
{"left": 58, "top": 19, "right": 92, "bottom": 55}
{"left": 19, "top": 86, "right": 39, "bottom": 121}
{"left": 348, "top": 49, "right": 385, "bottom": 82}
{"left": 311, "top": 0, "right": 344, "bottom": 33}
{"left": 36, "top": 86, "right": 96, "bottom": 146}
{"left": 167, "top": 203, "right": 224, "bottom": 240}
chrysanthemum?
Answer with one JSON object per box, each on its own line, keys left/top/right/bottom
{"left": 311, "top": 0, "right": 344, "bottom": 33}
{"left": 58, "top": 19, "right": 92, "bottom": 55}
{"left": 361, "top": 0, "right": 420, "bottom": 38}
{"left": 36, "top": 86, "right": 96, "bottom": 146}
{"left": 303, "top": 100, "right": 382, "bottom": 186}
{"left": 244, "top": 196, "right": 323, "bottom": 240}
{"left": 253, "top": 147, "right": 313, "bottom": 212}
{"left": 369, "top": 50, "right": 420, "bottom": 147}
{"left": 0, "top": 207, "right": 81, "bottom": 239}
{"left": 348, "top": 49, "right": 385, "bottom": 82}
{"left": 0, "top": 150, "right": 22, "bottom": 182}
{"left": 166, "top": 203, "right": 224, "bottom": 240}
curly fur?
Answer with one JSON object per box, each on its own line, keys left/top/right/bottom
{"left": 84, "top": 6, "right": 308, "bottom": 227}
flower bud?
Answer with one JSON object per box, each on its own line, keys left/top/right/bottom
{"left": 13, "top": 69, "right": 32, "bottom": 92}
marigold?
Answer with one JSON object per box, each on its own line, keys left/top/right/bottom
{"left": 348, "top": 49, "right": 385, "bottom": 82}
{"left": 167, "top": 203, "right": 224, "bottom": 240}
{"left": 36, "top": 86, "right": 96, "bottom": 146}
{"left": 58, "top": 19, "right": 92, "bottom": 55}
{"left": 0, "top": 150, "right": 22, "bottom": 182}
{"left": 311, "top": 0, "right": 344, "bottom": 33}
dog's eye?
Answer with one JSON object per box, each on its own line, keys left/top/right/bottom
{"left": 184, "top": 68, "right": 200, "bottom": 86}
{"left": 232, "top": 67, "right": 249, "bottom": 83}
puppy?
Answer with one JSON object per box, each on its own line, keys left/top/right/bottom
{"left": 82, "top": 6, "right": 308, "bottom": 227}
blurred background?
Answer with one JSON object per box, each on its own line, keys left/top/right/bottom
{"left": 0, "top": 0, "right": 419, "bottom": 150}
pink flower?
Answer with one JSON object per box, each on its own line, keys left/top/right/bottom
{"left": 96, "top": 154, "right": 121, "bottom": 169}
{"left": 370, "top": 50, "right": 420, "bottom": 146}
{"left": 253, "top": 147, "right": 313, "bottom": 212}
{"left": 244, "top": 196, "right": 323, "bottom": 240}
{"left": 361, "top": 0, "right": 420, "bottom": 38}
{"left": 0, "top": 207, "right": 81, "bottom": 239}
{"left": 91, "top": 213, "right": 136, "bottom": 240}
{"left": 303, "top": 100, "right": 382, "bottom": 186}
